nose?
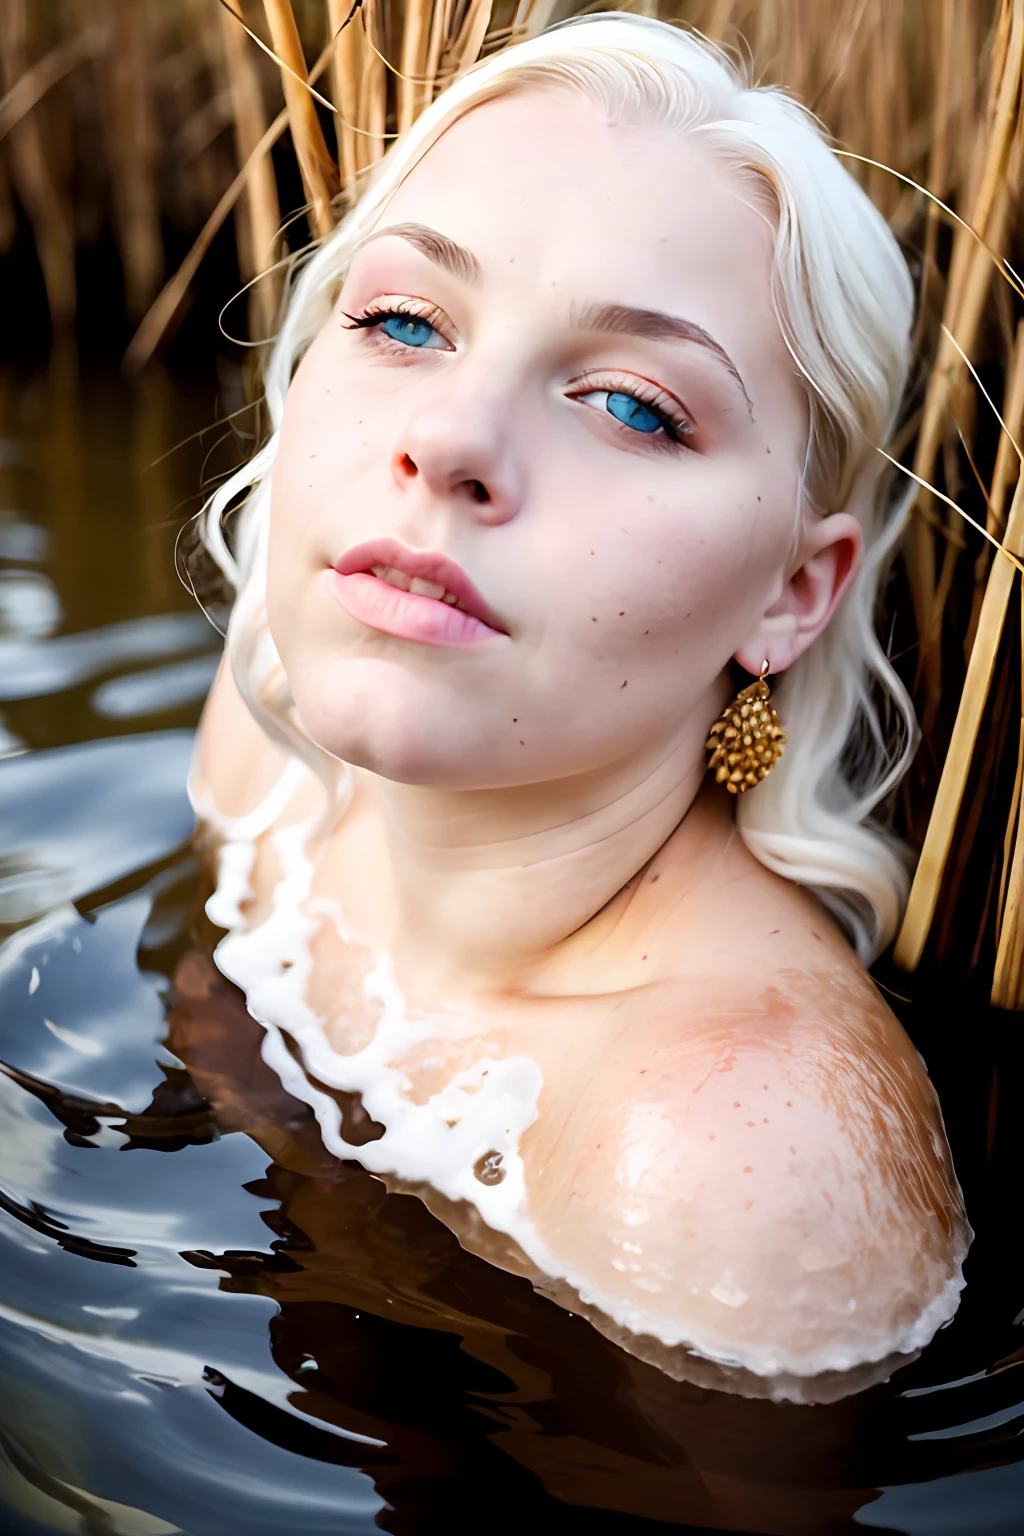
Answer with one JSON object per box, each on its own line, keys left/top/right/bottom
{"left": 390, "top": 381, "right": 521, "bottom": 527}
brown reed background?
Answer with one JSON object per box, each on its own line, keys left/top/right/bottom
{"left": 2, "top": 0, "right": 1023, "bottom": 1002}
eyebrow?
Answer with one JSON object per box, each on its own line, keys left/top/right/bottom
{"left": 571, "top": 301, "right": 751, "bottom": 409}
{"left": 355, "top": 223, "right": 750, "bottom": 408}
{"left": 355, "top": 222, "right": 482, "bottom": 286}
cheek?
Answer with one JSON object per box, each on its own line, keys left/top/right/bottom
{"left": 542, "top": 470, "right": 788, "bottom": 670}
{"left": 267, "top": 368, "right": 386, "bottom": 600}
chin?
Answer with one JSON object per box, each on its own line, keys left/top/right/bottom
{"left": 289, "top": 656, "right": 479, "bottom": 786}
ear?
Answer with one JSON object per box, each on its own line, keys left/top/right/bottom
{"left": 734, "top": 512, "right": 863, "bottom": 676}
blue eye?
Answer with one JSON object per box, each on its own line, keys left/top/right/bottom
{"left": 606, "top": 391, "right": 663, "bottom": 434}
{"left": 381, "top": 314, "right": 438, "bottom": 347}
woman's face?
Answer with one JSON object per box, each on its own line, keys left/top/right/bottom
{"left": 266, "top": 88, "right": 842, "bottom": 789}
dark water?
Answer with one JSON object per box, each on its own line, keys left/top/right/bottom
{"left": 2, "top": 358, "right": 1024, "bottom": 1536}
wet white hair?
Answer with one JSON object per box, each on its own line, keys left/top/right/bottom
{"left": 198, "top": 11, "right": 917, "bottom": 964}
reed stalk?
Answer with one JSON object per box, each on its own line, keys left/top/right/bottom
{"left": 262, "top": 0, "right": 339, "bottom": 236}
{"left": 894, "top": 467, "right": 1024, "bottom": 972}
{"left": 89, "top": 0, "right": 165, "bottom": 320}
{"left": 0, "top": 24, "right": 106, "bottom": 146}
{"left": 892, "top": 0, "right": 1024, "bottom": 970}
{"left": 358, "top": 0, "right": 388, "bottom": 170}
{"left": 0, "top": 0, "right": 76, "bottom": 324}
{"left": 220, "top": 1, "right": 283, "bottom": 339}
{"left": 903, "top": 0, "right": 1022, "bottom": 725}
{"left": 0, "top": 153, "right": 14, "bottom": 258}
{"left": 398, "top": 0, "right": 433, "bottom": 131}
{"left": 326, "top": 0, "right": 362, "bottom": 199}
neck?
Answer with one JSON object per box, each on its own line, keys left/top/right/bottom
{"left": 356, "top": 698, "right": 728, "bottom": 997}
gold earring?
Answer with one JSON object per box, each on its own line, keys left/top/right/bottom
{"left": 706, "top": 661, "right": 786, "bottom": 794}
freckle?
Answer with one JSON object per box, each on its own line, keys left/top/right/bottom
{"left": 811, "top": 931, "right": 823, "bottom": 942}
{"left": 743, "top": 1165, "right": 753, "bottom": 1173}
{"left": 640, "top": 1069, "right": 647, "bottom": 1074}
{"left": 789, "top": 1146, "right": 797, "bottom": 1154}
{"left": 744, "top": 1199, "right": 753, "bottom": 1210}
{"left": 590, "top": 550, "right": 595, "bottom": 555}
{"left": 651, "top": 874, "right": 660, "bottom": 883}
{"left": 519, "top": 739, "right": 524, "bottom": 745}
{"left": 708, "top": 1133, "right": 715, "bottom": 1140}
{"left": 684, "top": 1228, "right": 696, "bottom": 1238}
{"left": 618, "top": 611, "right": 625, "bottom": 616}
{"left": 643, "top": 630, "right": 649, "bottom": 636}
{"left": 763, "top": 1117, "right": 769, "bottom": 1124}
{"left": 620, "top": 680, "right": 628, "bottom": 688}
{"left": 786, "top": 1101, "right": 793, "bottom": 1108}
{"left": 763, "top": 1084, "right": 769, "bottom": 1090}
{"left": 733, "top": 1102, "right": 741, "bottom": 1109}
{"left": 642, "top": 954, "right": 648, "bottom": 961}
{"left": 746, "top": 1121, "right": 755, "bottom": 1127}
{"left": 591, "top": 616, "right": 598, "bottom": 622}
{"left": 768, "top": 929, "right": 780, "bottom": 936}
{"left": 766, "top": 446, "right": 771, "bottom": 454}
{"left": 657, "top": 559, "right": 661, "bottom": 565}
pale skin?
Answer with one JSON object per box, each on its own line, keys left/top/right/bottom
{"left": 192, "top": 88, "right": 967, "bottom": 1379}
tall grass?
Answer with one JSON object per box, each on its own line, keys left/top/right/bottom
{"left": 2, "top": 0, "right": 1022, "bottom": 1001}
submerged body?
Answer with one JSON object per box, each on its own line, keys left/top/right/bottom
{"left": 191, "top": 662, "right": 968, "bottom": 1393}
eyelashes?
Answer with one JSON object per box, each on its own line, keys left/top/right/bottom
{"left": 566, "top": 375, "right": 694, "bottom": 451}
{"left": 340, "top": 298, "right": 451, "bottom": 350}
{"left": 340, "top": 299, "right": 696, "bottom": 453}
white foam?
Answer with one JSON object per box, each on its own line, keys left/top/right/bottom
{"left": 199, "top": 764, "right": 968, "bottom": 1388}
{"left": 209, "top": 806, "right": 546, "bottom": 1245}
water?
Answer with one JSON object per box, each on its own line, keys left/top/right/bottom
{"left": 2, "top": 356, "right": 1024, "bottom": 1536}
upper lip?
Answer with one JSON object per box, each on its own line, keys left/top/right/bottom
{"left": 333, "top": 538, "right": 508, "bottom": 634}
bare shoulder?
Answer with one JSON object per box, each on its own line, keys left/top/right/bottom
{"left": 190, "top": 654, "right": 290, "bottom": 820}
{"left": 529, "top": 954, "right": 969, "bottom": 1378}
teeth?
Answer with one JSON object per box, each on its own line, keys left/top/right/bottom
{"left": 368, "top": 564, "right": 465, "bottom": 609}
{"left": 409, "top": 577, "right": 446, "bottom": 600}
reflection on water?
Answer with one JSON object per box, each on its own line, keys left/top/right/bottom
{"left": 2, "top": 354, "right": 1024, "bottom": 1535}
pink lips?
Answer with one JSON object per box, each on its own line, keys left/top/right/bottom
{"left": 328, "top": 538, "right": 507, "bottom": 648}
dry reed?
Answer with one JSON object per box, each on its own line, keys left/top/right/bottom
{"left": 3, "top": 0, "right": 1024, "bottom": 1003}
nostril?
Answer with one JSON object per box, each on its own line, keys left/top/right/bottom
{"left": 397, "top": 452, "right": 417, "bottom": 478}
{"left": 470, "top": 480, "right": 490, "bottom": 503}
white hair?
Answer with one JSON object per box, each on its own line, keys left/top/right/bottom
{"left": 197, "top": 11, "right": 917, "bottom": 964}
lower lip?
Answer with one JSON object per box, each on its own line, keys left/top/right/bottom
{"left": 328, "top": 571, "right": 504, "bottom": 647}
